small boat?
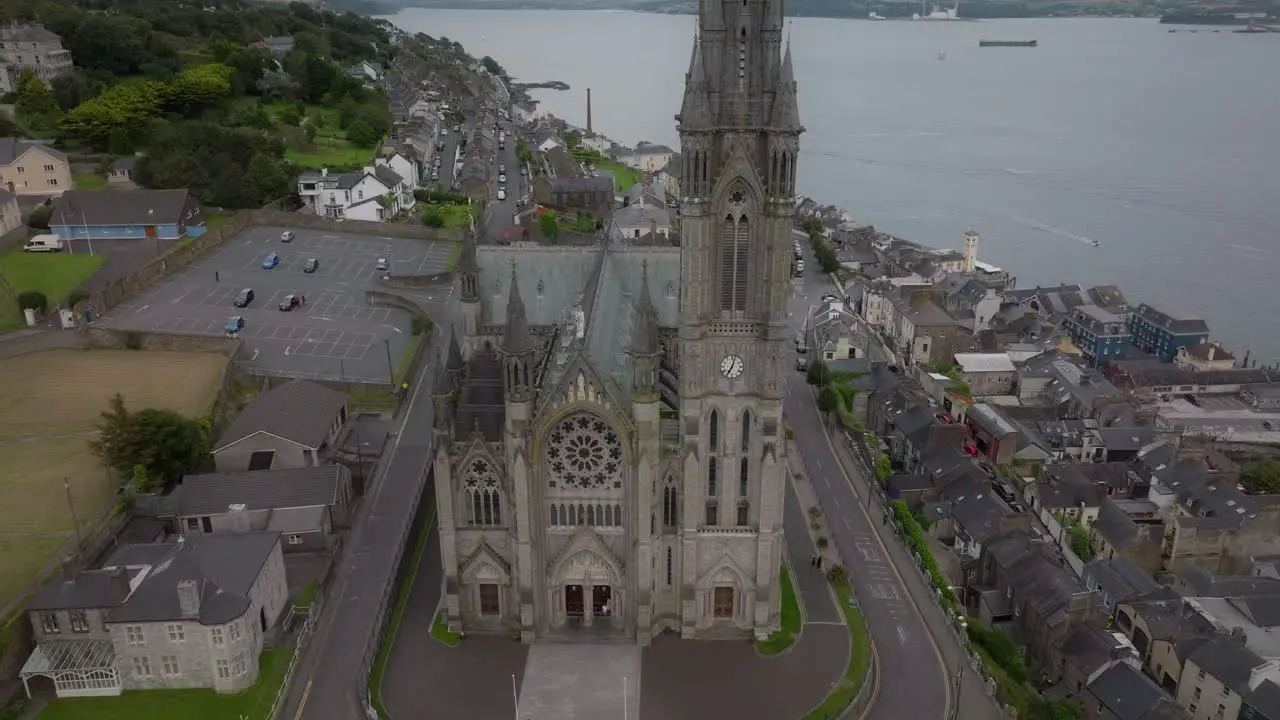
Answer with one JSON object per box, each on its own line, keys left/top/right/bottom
{"left": 1089, "top": 239, "right": 1100, "bottom": 247}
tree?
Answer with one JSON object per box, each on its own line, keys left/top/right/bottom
{"left": 136, "top": 120, "right": 292, "bottom": 208}
{"left": 817, "top": 385, "right": 839, "bottom": 415}
{"left": 539, "top": 212, "right": 560, "bottom": 241}
{"left": 60, "top": 80, "right": 165, "bottom": 148}
{"left": 51, "top": 70, "right": 106, "bottom": 111}
{"left": 91, "top": 394, "right": 208, "bottom": 492}
{"left": 14, "top": 68, "right": 62, "bottom": 132}
{"left": 480, "top": 55, "right": 506, "bottom": 77}
{"left": 806, "top": 359, "right": 830, "bottom": 386}
{"left": 27, "top": 205, "right": 52, "bottom": 229}
{"left": 1242, "top": 460, "right": 1280, "bottom": 494}
{"left": 563, "top": 130, "right": 582, "bottom": 149}
{"left": 344, "top": 117, "right": 382, "bottom": 148}
{"left": 874, "top": 454, "right": 893, "bottom": 484}
{"left": 164, "top": 63, "right": 233, "bottom": 114}
{"left": 421, "top": 208, "right": 445, "bottom": 228}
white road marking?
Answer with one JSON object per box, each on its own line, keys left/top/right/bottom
{"left": 135, "top": 305, "right": 149, "bottom": 313}
{"left": 832, "top": 496, "right": 840, "bottom": 508}
{"left": 284, "top": 346, "right": 292, "bottom": 355}
{"left": 844, "top": 516, "right": 853, "bottom": 529}
{"left": 381, "top": 325, "right": 403, "bottom": 334}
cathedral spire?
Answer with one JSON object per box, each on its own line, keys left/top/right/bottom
{"left": 502, "top": 261, "right": 533, "bottom": 355}
{"left": 769, "top": 41, "right": 801, "bottom": 131}
{"left": 446, "top": 325, "right": 465, "bottom": 373}
{"left": 629, "top": 260, "right": 660, "bottom": 356}
{"left": 678, "top": 31, "right": 711, "bottom": 129}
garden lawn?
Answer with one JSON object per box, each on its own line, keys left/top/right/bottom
{"left": 802, "top": 585, "right": 871, "bottom": 720}
{"left": 437, "top": 204, "right": 472, "bottom": 228}
{"left": 72, "top": 172, "right": 107, "bottom": 191}
{"left": 35, "top": 648, "right": 291, "bottom": 720}
{"left": 757, "top": 565, "right": 802, "bottom": 655}
{"left": 257, "top": 101, "right": 377, "bottom": 171}
{"left": 596, "top": 160, "right": 638, "bottom": 192}
{"left": 0, "top": 248, "right": 106, "bottom": 329}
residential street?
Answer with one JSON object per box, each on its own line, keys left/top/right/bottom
{"left": 788, "top": 249, "right": 1004, "bottom": 720}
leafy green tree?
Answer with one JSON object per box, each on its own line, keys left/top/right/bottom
{"left": 421, "top": 208, "right": 445, "bottom": 228}
{"left": 256, "top": 69, "right": 299, "bottom": 100}
{"left": 344, "top": 117, "right": 382, "bottom": 148}
{"left": 27, "top": 205, "right": 52, "bottom": 229}
{"left": 60, "top": 80, "right": 165, "bottom": 148}
{"left": 136, "top": 120, "right": 292, "bottom": 208}
{"left": 874, "top": 454, "right": 893, "bottom": 484}
{"left": 539, "top": 212, "right": 560, "bottom": 241}
{"left": 51, "top": 70, "right": 106, "bottom": 111}
{"left": 91, "top": 394, "right": 209, "bottom": 492}
{"left": 14, "top": 68, "right": 62, "bottom": 132}
{"left": 805, "top": 358, "right": 830, "bottom": 386}
{"left": 295, "top": 55, "right": 337, "bottom": 104}
{"left": 563, "top": 130, "right": 582, "bottom": 149}
{"left": 164, "top": 64, "right": 233, "bottom": 114}
{"left": 480, "top": 55, "right": 506, "bottom": 77}
{"left": 1242, "top": 460, "right": 1280, "bottom": 494}
{"left": 66, "top": 15, "right": 156, "bottom": 77}
{"left": 817, "top": 385, "right": 839, "bottom": 415}
{"left": 277, "top": 104, "right": 303, "bottom": 128}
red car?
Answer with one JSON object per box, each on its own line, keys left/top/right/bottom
{"left": 278, "top": 295, "right": 301, "bottom": 311}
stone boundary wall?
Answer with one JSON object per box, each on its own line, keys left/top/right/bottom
{"left": 380, "top": 271, "right": 454, "bottom": 290}
{"left": 0, "top": 329, "right": 80, "bottom": 360}
{"left": 366, "top": 289, "right": 435, "bottom": 390}
{"left": 77, "top": 326, "right": 249, "bottom": 357}
{"left": 251, "top": 209, "right": 464, "bottom": 243}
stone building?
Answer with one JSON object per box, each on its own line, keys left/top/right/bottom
{"left": 0, "top": 23, "right": 73, "bottom": 93}
{"left": 430, "top": 0, "right": 801, "bottom": 645}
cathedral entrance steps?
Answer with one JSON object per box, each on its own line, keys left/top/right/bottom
{"left": 538, "top": 625, "right": 635, "bottom": 645}
{"left": 516, "top": 644, "right": 641, "bottom": 720}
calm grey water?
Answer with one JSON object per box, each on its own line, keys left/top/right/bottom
{"left": 385, "top": 11, "right": 1280, "bottom": 364}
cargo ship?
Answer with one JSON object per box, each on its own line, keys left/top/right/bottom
{"left": 979, "top": 40, "right": 1038, "bottom": 47}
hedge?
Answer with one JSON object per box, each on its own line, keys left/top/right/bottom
{"left": 890, "top": 500, "right": 957, "bottom": 609}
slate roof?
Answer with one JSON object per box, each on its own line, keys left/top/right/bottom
{"left": 1244, "top": 680, "right": 1280, "bottom": 720}
{"left": 1058, "top": 624, "right": 1128, "bottom": 677}
{"left": 172, "top": 466, "right": 348, "bottom": 516}
{"left": 1175, "top": 564, "right": 1280, "bottom": 599}
{"left": 1132, "top": 303, "right": 1209, "bottom": 336}
{"left": 214, "top": 379, "right": 346, "bottom": 452}
{"left": 941, "top": 475, "right": 1013, "bottom": 544}
{"left": 372, "top": 164, "right": 405, "bottom": 189}
{"left": 1099, "top": 427, "right": 1155, "bottom": 453}
{"left": 612, "top": 203, "right": 671, "bottom": 229}
{"left": 633, "top": 142, "right": 674, "bottom": 156}
{"left": 0, "top": 23, "right": 62, "bottom": 43}
{"left": 1006, "top": 549, "right": 1093, "bottom": 627}
{"left": 1087, "top": 663, "right": 1172, "bottom": 720}
{"left": 1180, "top": 341, "right": 1234, "bottom": 363}
{"left": 553, "top": 176, "right": 613, "bottom": 194}
{"left": 1185, "top": 637, "right": 1269, "bottom": 694}
{"left": 967, "top": 404, "right": 1018, "bottom": 437}
{"left": 29, "top": 567, "right": 132, "bottom": 611}
{"left": 1084, "top": 557, "right": 1158, "bottom": 602}
{"left": 50, "top": 189, "right": 191, "bottom": 227}
{"left": 104, "top": 533, "right": 280, "bottom": 626}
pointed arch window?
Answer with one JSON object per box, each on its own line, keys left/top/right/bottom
{"left": 708, "top": 409, "right": 719, "bottom": 449}
{"left": 463, "top": 459, "right": 502, "bottom": 526}
{"left": 663, "top": 478, "right": 679, "bottom": 528}
{"left": 666, "top": 546, "right": 673, "bottom": 586}
{"left": 720, "top": 213, "right": 751, "bottom": 313}
{"left": 707, "top": 457, "right": 718, "bottom": 497}
{"left": 739, "top": 457, "right": 749, "bottom": 499}
{"left": 741, "top": 410, "right": 752, "bottom": 451}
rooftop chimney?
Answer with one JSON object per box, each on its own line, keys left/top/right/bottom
{"left": 114, "top": 565, "right": 131, "bottom": 595}
{"left": 176, "top": 579, "right": 201, "bottom": 619}
{"left": 228, "top": 503, "right": 250, "bottom": 533}
{"left": 1207, "top": 344, "right": 1216, "bottom": 362}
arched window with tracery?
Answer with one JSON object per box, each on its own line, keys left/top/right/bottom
{"left": 463, "top": 458, "right": 502, "bottom": 526}
{"left": 708, "top": 409, "right": 719, "bottom": 449}
{"left": 708, "top": 457, "right": 718, "bottom": 497}
{"left": 741, "top": 409, "right": 752, "bottom": 452}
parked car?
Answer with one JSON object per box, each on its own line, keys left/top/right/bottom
{"left": 262, "top": 253, "right": 280, "bottom": 269}
{"left": 376, "top": 258, "right": 389, "bottom": 271}
{"left": 499, "top": 164, "right": 506, "bottom": 173}
{"left": 278, "top": 295, "right": 300, "bottom": 311}
{"left": 796, "top": 342, "right": 808, "bottom": 355}
{"left": 224, "top": 316, "right": 245, "bottom": 334}
{"left": 303, "top": 258, "right": 319, "bottom": 273}
{"left": 497, "top": 189, "right": 507, "bottom": 201}
{"left": 498, "top": 172, "right": 507, "bottom": 183}
{"left": 280, "top": 230, "right": 294, "bottom": 242}
{"left": 520, "top": 167, "right": 527, "bottom": 176}
{"left": 233, "top": 288, "right": 255, "bottom": 307}
{"left": 796, "top": 357, "right": 809, "bottom": 372}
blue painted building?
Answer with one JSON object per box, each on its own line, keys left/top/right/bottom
{"left": 1128, "top": 303, "right": 1210, "bottom": 363}
{"left": 1064, "top": 305, "right": 1131, "bottom": 367}
{"left": 49, "top": 188, "right": 206, "bottom": 242}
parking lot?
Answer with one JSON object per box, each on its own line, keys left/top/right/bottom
{"left": 105, "top": 226, "right": 458, "bottom": 382}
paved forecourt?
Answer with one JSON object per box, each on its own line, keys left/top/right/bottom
{"left": 106, "top": 225, "right": 457, "bottom": 382}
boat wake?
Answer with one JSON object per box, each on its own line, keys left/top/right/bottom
{"left": 1010, "top": 215, "right": 1100, "bottom": 247}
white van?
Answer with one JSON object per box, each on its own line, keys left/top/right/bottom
{"left": 497, "top": 188, "right": 507, "bottom": 201}
{"left": 23, "top": 234, "right": 64, "bottom": 252}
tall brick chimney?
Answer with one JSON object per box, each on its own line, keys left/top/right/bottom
{"left": 586, "top": 88, "right": 593, "bottom": 135}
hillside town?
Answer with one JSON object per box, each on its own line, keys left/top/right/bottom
{"left": 1, "top": 4, "right": 1280, "bottom": 720}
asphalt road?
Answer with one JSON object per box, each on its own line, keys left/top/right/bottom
{"left": 788, "top": 246, "right": 1004, "bottom": 720}
{"left": 484, "top": 114, "right": 525, "bottom": 240}
{"left": 279, "top": 300, "right": 459, "bottom": 720}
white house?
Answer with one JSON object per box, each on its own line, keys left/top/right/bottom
{"left": 343, "top": 60, "right": 383, "bottom": 84}
{"left": 622, "top": 143, "right": 675, "bottom": 173}
{"left": 376, "top": 152, "right": 421, "bottom": 191}
{"left": 296, "top": 168, "right": 401, "bottom": 222}
{"left": 611, "top": 201, "right": 671, "bottom": 241}
{"left": 581, "top": 133, "right": 611, "bottom": 153}
{"left": 537, "top": 136, "right": 562, "bottom": 153}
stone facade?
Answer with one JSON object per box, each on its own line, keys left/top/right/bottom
{"left": 431, "top": 0, "right": 801, "bottom": 646}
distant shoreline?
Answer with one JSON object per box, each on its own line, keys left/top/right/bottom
{"left": 382, "top": 5, "right": 1160, "bottom": 21}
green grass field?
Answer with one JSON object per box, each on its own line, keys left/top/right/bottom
{"left": 253, "top": 101, "right": 376, "bottom": 171}
{"left": 72, "top": 172, "right": 107, "bottom": 191}
{"left": 36, "top": 648, "right": 291, "bottom": 720}
{"left": 757, "top": 566, "right": 802, "bottom": 656}
{"left": 421, "top": 203, "right": 472, "bottom": 229}
{"left": 596, "top": 160, "right": 638, "bottom": 192}
{"left": 0, "top": 247, "right": 106, "bottom": 329}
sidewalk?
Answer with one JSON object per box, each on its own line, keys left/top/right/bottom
{"left": 827, "top": 430, "right": 1006, "bottom": 720}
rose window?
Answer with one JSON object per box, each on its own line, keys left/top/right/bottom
{"left": 545, "top": 414, "right": 623, "bottom": 489}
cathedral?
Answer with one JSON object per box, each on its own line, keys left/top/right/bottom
{"left": 429, "top": 0, "right": 803, "bottom": 644}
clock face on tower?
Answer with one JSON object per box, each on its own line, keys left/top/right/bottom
{"left": 720, "top": 354, "right": 745, "bottom": 380}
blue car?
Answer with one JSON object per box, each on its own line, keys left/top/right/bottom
{"left": 262, "top": 253, "right": 280, "bottom": 269}
{"left": 224, "top": 316, "right": 245, "bottom": 334}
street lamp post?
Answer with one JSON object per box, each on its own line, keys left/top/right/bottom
{"left": 384, "top": 339, "right": 395, "bottom": 384}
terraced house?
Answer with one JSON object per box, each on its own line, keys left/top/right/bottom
{"left": 0, "top": 137, "right": 72, "bottom": 196}
{"left": 0, "top": 23, "right": 74, "bottom": 93}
